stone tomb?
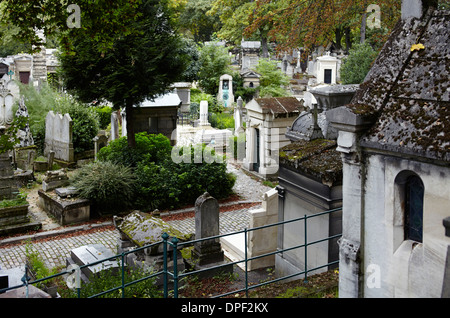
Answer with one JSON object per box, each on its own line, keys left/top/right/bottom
{"left": 0, "top": 149, "right": 41, "bottom": 236}
{"left": 38, "top": 172, "right": 90, "bottom": 226}
{"left": 0, "top": 266, "right": 51, "bottom": 298}
{"left": 113, "top": 211, "right": 192, "bottom": 283}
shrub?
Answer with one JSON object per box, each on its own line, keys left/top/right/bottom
{"left": 55, "top": 99, "right": 100, "bottom": 155}
{"left": 93, "top": 106, "right": 114, "bottom": 129}
{"left": 340, "top": 42, "right": 378, "bottom": 84}
{"left": 209, "top": 112, "right": 234, "bottom": 130}
{"left": 71, "top": 161, "right": 137, "bottom": 213}
{"left": 255, "top": 58, "right": 291, "bottom": 98}
{"left": 136, "top": 144, "right": 236, "bottom": 210}
{"left": 62, "top": 266, "right": 161, "bottom": 298}
{"left": 18, "top": 83, "right": 101, "bottom": 155}
{"left": 97, "top": 133, "right": 172, "bottom": 167}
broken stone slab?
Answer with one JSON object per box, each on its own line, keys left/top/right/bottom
{"left": 69, "top": 244, "right": 119, "bottom": 279}
{"left": 55, "top": 186, "right": 78, "bottom": 198}
{"left": 113, "top": 211, "right": 193, "bottom": 255}
{"left": 42, "top": 169, "right": 70, "bottom": 192}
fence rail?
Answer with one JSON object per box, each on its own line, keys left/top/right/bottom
{"left": 0, "top": 207, "right": 342, "bottom": 298}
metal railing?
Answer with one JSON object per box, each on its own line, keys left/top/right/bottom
{"left": 0, "top": 207, "right": 342, "bottom": 298}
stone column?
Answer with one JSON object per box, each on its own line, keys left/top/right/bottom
{"left": 326, "top": 106, "right": 375, "bottom": 298}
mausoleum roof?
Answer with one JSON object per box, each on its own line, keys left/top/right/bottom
{"left": 251, "top": 97, "right": 303, "bottom": 114}
{"left": 348, "top": 8, "right": 449, "bottom": 162}
{"left": 280, "top": 139, "right": 342, "bottom": 186}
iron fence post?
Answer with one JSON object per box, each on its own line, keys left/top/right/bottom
{"left": 172, "top": 237, "right": 179, "bottom": 298}
{"left": 121, "top": 253, "right": 125, "bottom": 298}
{"left": 162, "top": 233, "right": 169, "bottom": 298}
{"left": 304, "top": 214, "right": 308, "bottom": 283}
{"left": 245, "top": 227, "right": 248, "bottom": 298}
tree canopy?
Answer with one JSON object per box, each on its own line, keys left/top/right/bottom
{"left": 245, "top": 0, "right": 401, "bottom": 54}
{"left": 58, "top": 0, "right": 192, "bottom": 147}
{"left": 1, "top": 0, "right": 144, "bottom": 54}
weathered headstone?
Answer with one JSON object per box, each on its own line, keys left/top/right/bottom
{"left": 111, "top": 111, "right": 119, "bottom": 141}
{"left": 199, "top": 101, "right": 210, "bottom": 126}
{"left": 0, "top": 150, "right": 18, "bottom": 200}
{"left": 44, "top": 111, "right": 74, "bottom": 163}
{"left": 113, "top": 211, "right": 192, "bottom": 279}
{"left": 192, "top": 193, "right": 223, "bottom": 265}
{"left": 190, "top": 193, "right": 234, "bottom": 277}
{"left": 42, "top": 169, "right": 69, "bottom": 192}
{"left": 0, "top": 81, "right": 14, "bottom": 127}
{"left": 93, "top": 131, "right": 108, "bottom": 160}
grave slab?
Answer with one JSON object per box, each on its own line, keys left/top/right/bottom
{"left": 69, "top": 244, "right": 119, "bottom": 279}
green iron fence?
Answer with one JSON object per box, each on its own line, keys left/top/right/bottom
{"left": 0, "top": 207, "right": 342, "bottom": 298}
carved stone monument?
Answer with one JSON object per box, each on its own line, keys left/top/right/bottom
{"left": 191, "top": 192, "right": 233, "bottom": 277}
{"left": 218, "top": 74, "right": 234, "bottom": 108}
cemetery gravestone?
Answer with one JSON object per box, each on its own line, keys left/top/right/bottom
{"left": 191, "top": 193, "right": 232, "bottom": 271}
{"left": 44, "top": 111, "right": 74, "bottom": 164}
{"left": 0, "top": 81, "right": 14, "bottom": 127}
{"left": 111, "top": 111, "right": 120, "bottom": 141}
{"left": 199, "top": 101, "right": 210, "bottom": 127}
{"left": 218, "top": 74, "right": 234, "bottom": 108}
{"left": 68, "top": 244, "right": 119, "bottom": 279}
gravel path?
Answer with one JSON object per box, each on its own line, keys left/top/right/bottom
{"left": 227, "top": 162, "right": 273, "bottom": 202}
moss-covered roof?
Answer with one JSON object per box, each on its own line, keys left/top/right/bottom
{"left": 280, "top": 139, "right": 342, "bottom": 186}
{"left": 349, "top": 9, "right": 449, "bottom": 162}
{"left": 254, "top": 97, "right": 303, "bottom": 114}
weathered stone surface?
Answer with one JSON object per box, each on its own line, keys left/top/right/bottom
{"left": 114, "top": 211, "right": 191, "bottom": 248}
{"left": 37, "top": 189, "right": 90, "bottom": 226}
{"left": 70, "top": 244, "right": 119, "bottom": 278}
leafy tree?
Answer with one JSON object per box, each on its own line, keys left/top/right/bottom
{"left": 209, "top": 0, "right": 272, "bottom": 57}
{"left": 178, "top": 0, "right": 222, "bottom": 43}
{"left": 340, "top": 42, "right": 378, "bottom": 84}
{"left": 197, "top": 42, "right": 231, "bottom": 95}
{"left": 254, "top": 58, "right": 290, "bottom": 98}
{"left": 246, "top": 0, "right": 400, "bottom": 55}
{"left": 1, "top": 0, "right": 143, "bottom": 54}
{"left": 58, "top": 0, "right": 192, "bottom": 147}
{"left": 0, "top": 24, "right": 31, "bottom": 57}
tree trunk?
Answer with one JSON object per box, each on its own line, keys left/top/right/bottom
{"left": 125, "top": 100, "right": 136, "bottom": 148}
{"left": 345, "top": 27, "right": 352, "bottom": 52}
{"left": 335, "top": 27, "right": 342, "bottom": 51}
{"left": 360, "top": 12, "right": 366, "bottom": 44}
{"left": 261, "top": 34, "right": 269, "bottom": 58}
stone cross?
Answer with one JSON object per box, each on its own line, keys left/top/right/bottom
{"left": 191, "top": 192, "right": 224, "bottom": 266}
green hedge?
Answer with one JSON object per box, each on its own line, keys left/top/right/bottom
{"left": 96, "top": 134, "right": 236, "bottom": 212}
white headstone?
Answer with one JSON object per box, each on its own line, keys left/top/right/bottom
{"left": 0, "top": 81, "right": 14, "bottom": 127}
{"left": 44, "top": 111, "right": 74, "bottom": 162}
{"left": 111, "top": 112, "right": 119, "bottom": 140}
{"left": 199, "top": 101, "right": 210, "bottom": 126}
